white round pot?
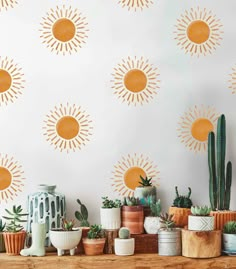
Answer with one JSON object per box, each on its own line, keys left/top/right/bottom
{"left": 100, "top": 208, "right": 121, "bottom": 230}
{"left": 188, "top": 215, "right": 214, "bottom": 231}
{"left": 114, "top": 238, "right": 135, "bottom": 256}
{"left": 144, "top": 216, "right": 163, "bottom": 234}
{"left": 223, "top": 233, "right": 236, "bottom": 252}
{"left": 49, "top": 229, "right": 82, "bottom": 256}
{"left": 158, "top": 229, "right": 181, "bottom": 256}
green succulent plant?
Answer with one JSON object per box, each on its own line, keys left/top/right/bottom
{"left": 172, "top": 186, "right": 192, "bottom": 208}
{"left": 191, "top": 206, "right": 211, "bottom": 216}
{"left": 123, "top": 196, "right": 140, "bottom": 206}
{"left": 101, "top": 196, "right": 121, "bottom": 208}
{"left": 87, "top": 224, "right": 105, "bottom": 239}
{"left": 61, "top": 218, "right": 75, "bottom": 231}
{"left": 138, "top": 175, "right": 152, "bottom": 187}
{"left": 118, "top": 227, "right": 130, "bottom": 239}
{"left": 150, "top": 199, "right": 161, "bottom": 217}
{"left": 0, "top": 219, "right": 6, "bottom": 232}
{"left": 159, "top": 213, "right": 175, "bottom": 230}
{"left": 223, "top": 221, "right": 236, "bottom": 234}
{"left": 75, "top": 199, "right": 90, "bottom": 227}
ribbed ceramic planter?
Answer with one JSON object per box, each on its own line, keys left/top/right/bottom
{"left": 188, "top": 215, "right": 214, "bottom": 231}
{"left": 210, "top": 211, "right": 236, "bottom": 231}
{"left": 144, "top": 217, "right": 162, "bottom": 234}
{"left": 3, "top": 231, "right": 26, "bottom": 255}
{"left": 114, "top": 238, "right": 135, "bottom": 256}
{"left": 169, "top": 207, "right": 191, "bottom": 228}
{"left": 158, "top": 229, "right": 181, "bottom": 256}
{"left": 83, "top": 238, "right": 106, "bottom": 255}
{"left": 134, "top": 186, "right": 156, "bottom": 206}
{"left": 100, "top": 208, "right": 121, "bottom": 230}
{"left": 0, "top": 232, "right": 5, "bottom": 252}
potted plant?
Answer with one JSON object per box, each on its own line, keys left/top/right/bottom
{"left": 83, "top": 224, "right": 106, "bottom": 255}
{"left": 3, "top": 205, "right": 28, "bottom": 255}
{"left": 223, "top": 221, "right": 236, "bottom": 254}
{"left": 158, "top": 213, "right": 181, "bottom": 256}
{"left": 121, "top": 197, "right": 144, "bottom": 234}
{"left": 49, "top": 218, "right": 82, "bottom": 256}
{"left": 188, "top": 205, "right": 214, "bottom": 231}
{"left": 114, "top": 227, "right": 135, "bottom": 256}
{"left": 169, "top": 186, "right": 192, "bottom": 227}
{"left": 134, "top": 176, "right": 156, "bottom": 206}
{"left": 100, "top": 196, "right": 121, "bottom": 230}
{"left": 144, "top": 199, "right": 163, "bottom": 234}
{"left": 208, "top": 114, "right": 236, "bottom": 230}
{"left": 0, "top": 219, "right": 6, "bottom": 252}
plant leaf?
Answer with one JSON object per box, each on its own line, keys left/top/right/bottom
{"left": 81, "top": 204, "right": 88, "bottom": 220}
{"left": 75, "top": 211, "right": 83, "bottom": 221}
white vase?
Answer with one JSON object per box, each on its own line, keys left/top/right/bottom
{"left": 188, "top": 215, "right": 214, "bottom": 231}
{"left": 114, "top": 238, "right": 135, "bottom": 256}
{"left": 100, "top": 208, "right": 121, "bottom": 230}
{"left": 144, "top": 216, "right": 163, "bottom": 234}
{"left": 223, "top": 233, "right": 236, "bottom": 252}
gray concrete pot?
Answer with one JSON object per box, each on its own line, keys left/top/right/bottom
{"left": 158, "top": 229, "right": 181, "bottom": 256}
{"left": 223, "top": 233, "right": 236, "bottom": 252}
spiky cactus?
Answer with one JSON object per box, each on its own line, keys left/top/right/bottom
{"left": 172, "top": 186, "right": 192, "bottom": 208}
{"left": 208, "top": 114, "right": 232, "bottom": 211}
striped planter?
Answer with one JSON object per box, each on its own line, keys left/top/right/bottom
{"left": 3, "top": 231, "right": 26, "bottom": 255}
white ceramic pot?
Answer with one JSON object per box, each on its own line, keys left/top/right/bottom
{"left": 49, "top": 229, "right": 82, "bottom": 256}
{"left": 158, "top": 229, "right": 181, "bottom": 256}
{"left": 144, "top": 216, "right": 163, "bottom": 234}
{"left": 188, "top": 215, "right": 214, "bottom": 231}
{"left": 134, "top": 186, "right": 156, "bottom": 206}
{"left": 223, "top": 233, "right": 236, "bottom": 252}
{"left": 100, "top": 208, "right": 121, "bottom": 230}
{"left": 114, "top": 238, "right": 135, "bottom": 256}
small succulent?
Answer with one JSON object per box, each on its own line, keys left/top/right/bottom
{"left": 101, "top": 196, "right": 121, "bottom": 208}
{"left": 118, "top": 227, "right": 130, "bottom": 239}
{"left": 150, "top": 199, "right": 161, "bottom": 217}
{"left": 3, "top": 205, "right": 28, "bottom": 233}
{"left": 61, "top": 218, "right": 75, "bottom": 231}
{"left": 191, "top": 205, "right": 211, "bottom": 216}
{"left": 223, "top": 221, "right": 236, "bottom": 234}
{"left": 138, "top": 175, "right": 152, "bottom": 187}
{"left": 0, "top": 219, "right": 6, "bottom": 232}
{"left": 87, "top": 224, "right": 105, "bottom": 239}
{"left": 172, "top": 186, "right": 192, "bottom": 208}
{"left": 123, "top": 196, "right": 140, "bottom": 206}
{"left": 159, "top": 213, "right": 175, "bottom": 230}
{"left": 75, "top": 199, "right": 90, "bottom": 227}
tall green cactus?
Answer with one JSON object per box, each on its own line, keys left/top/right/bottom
{"left": 208, "top": 114, "right": 232, "bottom": 211}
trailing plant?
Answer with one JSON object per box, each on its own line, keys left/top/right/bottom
{"left": 3, "top": 205, "right": 28, "bottom": 233}
{"left": 87, "top": 224, "right": 105, "bottom": 239}
{"left": 208, "top": 114, "right": 232, "bottom": 211}
{"left": 172, "top": 186, "right": 192, "bottom": 208}
{"left": 223, "top": 221, "right": 236, "bottom": 234}
{"left": 75, "top": 199, "right": 90, "bottom": 227}
{"left": 123, "top": 197, "right": 140, "bottom": 206}
{"left": 101, "top": 196, "right": 121, "bottom": 208}
{"left": 61, "top": 218, "right": 75, "bottom": 231}
{"left": 0, "top": 219, "right": 6, "bottom": 232}
{"left": 191, "top": 206, "right": 211, "bottom": 216}
{"left": 159, "top": 213, "right": 175, "bottom": 230}
{"left": 138, "top": 175, "right": 152, "bottom": 187}
{"left": 118, "top": 227, "right": 130, "bottom": 239}
{"left": 150, "top": 199, "right": 161, "bottom": 217}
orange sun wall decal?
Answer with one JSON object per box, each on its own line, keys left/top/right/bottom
{"left": 174, "top": 7, "right": 223, "bottom": 57}
{"left": 229, "top": 65, "right": 236, "bottom": 94}
{"left": 178, "top": 105, "right": 219, "bottom": 153}
{"left": 39, "top": 5, "right": 89, "bottom": 55}
{"left": 43, "top": 103, "right": 93, "bottom": 152}
{"left": 0, "top": 0, "right": 18, "bottom": 12}
{"left": 111, "top": 153, "right": 159, "bottom": 196}
{"left": 111, "top": 56, "right": 160, "bottom": 106}
{"left": 0, "top": 154, "right": 25, "bottom": 204}
{"left": 118, "top": 0, "right": 153, "bottom": 11}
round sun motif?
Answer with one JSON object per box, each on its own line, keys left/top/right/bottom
{"left": 0, "top": 56, "right": 25, "bottom": 106}
{"left": 0, "top": 154, "right": 25, "bottom": 204}
{"left": 43, "top": 103, "right": 93, "bottom": 152}
{"left": 111, "top": 153, "right": 159, "bottom": 197}
{"left": 0, "top": 0, "right": 18, "bottom": 12}
{"left": 229, "top": 65, "right": 236, "bottom": 94}
{"left": 118, "top": 0, "right": 153, "bottom": 11}
{"left": 178, "top": 105, "right": 219, "bottom": 153}
{"left": 39, "top": 5, "right": 89, "bottom": 55}
{"left": 174, "top": 7, "right": 223, "bottom": 56}
{"left": 111, "top": 56, "right": 160, "bottom": 106}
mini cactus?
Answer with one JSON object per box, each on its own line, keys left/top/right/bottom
{"left": 223, "top": 221, "right": 236, "bottom": 234}
{"left": 61, "top": 218, "right": 75, "bottom": 231}
{"left": 159, "top": 213, "right": 175, "bottom": 230}
{"left": 119, "top": 227, "right": 130, "bottom": 239}
{"left": 150, "top": 199, "right": 161, "bottom": 217}
{"left": 87, "top": 224, "right": 105, "bottom": 239}
{"left": 138, "top": 175, "right": 152, "bottom": 187}
{"left": 75, "top": 199, "right": 90, "bottom": 227}
{"left": 191, "top": 206, "right": 211, "bottom": 216}
{"left": 172, "top": 186, "right": 192, "bottom": 208}
{"left": 123, "top": 197, "right": 140, "bottom": 206}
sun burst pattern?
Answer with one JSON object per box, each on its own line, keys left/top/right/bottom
{"left": 0, "top": 154, "right": 25, "bottom": 204}
{"left": 39, "top": 5, "right": 89, "bottom": 55}
{"left": 0, "top": 56, "right": 25, "bottom": 106}
{"left": 111, "top": 153, "right": 159, "bottom": 197}
{"left": 118, "top": 0, "right": 153, "bottom": 11}
{"left": 174, "top": 7, "right": 223, "bottom": 57}
{"left": 178, "top": 105, "right": 219, "bottom": 153}
{"left": 111, "top": 56, "right": 160, "bottom": 106}
{"left": 0, "top": 0, "right": 18, "bottom": 12}
{"left": 229, "top": 65, "right": 236, "bottom": 94}
{"left": 43, "top": 103, "right": 93, "bottom": 152}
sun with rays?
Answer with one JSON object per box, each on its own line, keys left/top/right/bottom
{"left": 0, "top": 0, "right": 18, "bottom": 12}
{"left": 0, "top": 154, "right": 25, "bottom": 204}
{"left": 111, "top": 153, "right": 159, "bottom": 197}
{"left": 39, "top": 5, "right": 89, "bottom": 55}
{"left": 118, "top": 0, "right": 153, "bottom": 11}
{"left": 0, "top": 56, "right": 25, "bottom": 106}
{"left": 174, "top": 7, "right": 223, "bottom": 57}
{"left": 229, "top": 65, "right": 236, "bottom": 94}
{"left": 43, "top": 103, "right": 93, "bottom": 152}
{"left": 111, "top": 56, "right": 160, "bottom": 106}
{"left": 178, "top": 105, "right": 219, "bottom": 153}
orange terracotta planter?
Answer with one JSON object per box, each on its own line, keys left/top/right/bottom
{"left": 77, "top": 227, "right": 90, "bottom": 254}
{"left": 82, "top": 238, "right": 106, "bottom": 255}
{"left": 121, "top": 205, "right": 144, "bottom": 234}
{"left": 210, "top": 210, "right": 236, "bottom": 230}
{"left": 169, "top": 207, "right": 191, "bottom": 228}
{"left": 3, "top": 231, "right": 26, "bottom": 255}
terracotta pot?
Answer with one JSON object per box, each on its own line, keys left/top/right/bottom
{"left": 169, "top": 207, "right": 191, "bottom": 228}
{"left": 77, "top": 227, "right": 90, "bottom": 254}
{"left": 3, "top": 231, "right": 26, "bottom": 255}
{"left": 210, "top": 210, "right": 236, "bottom": 230}
{"left": 121, "top": 205, "right": 144, "bottom": 234}
{"left": 0, "top": 232, "right": 5, "bottom": 252}
{"left": 82, "top": 238, "right": 106, "bottom": 255}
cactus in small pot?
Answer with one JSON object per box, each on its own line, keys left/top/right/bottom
{"left": 114, "top": 227, "right": 134, "bottom": 256}
{"left": 0, "top": 219, "right": 6, "bottom": 252}
{"left": 188, "top": 206, "right": 214, "bottom": 231}
{"left": 144, "top": 199, "right": 163, "bottom": 234}
{"left": 223, "top": 221, "right": 236, "bottom": 253}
